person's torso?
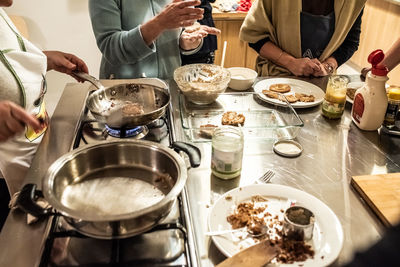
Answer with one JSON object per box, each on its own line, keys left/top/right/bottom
{"left": 0, "top": 8, "right": 48, "bottom": 143}
{"left": 300, "top": 11, "right": 335, "bottom": 59}
{"left": 103, "top": 0, "right": 181, "bottom": 79}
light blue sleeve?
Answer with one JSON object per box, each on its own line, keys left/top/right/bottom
{"left": 88, "top": 0, "right": 155, "bottom": 65}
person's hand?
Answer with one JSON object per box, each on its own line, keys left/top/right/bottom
{"left": 180, "top": 24, "right": 221, "bottom": 51}
{"left": 286, "top": 57, "right": 321, "bottom": 77}
{"left": 313, "top": 57, "right": 338, "bottom": 77}
{"left": 311, "top": 59, "right": 329, "bottom": 77}
{"left": 43, "top": 51, "right": 89, "bottom": 82}
{"left": 156, "top": 0, "right": 204, "bottom": 29}
{"left": 0, "top": 101, "right": 43, "bottom": 142}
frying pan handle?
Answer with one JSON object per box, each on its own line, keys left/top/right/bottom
{"left": 16, "top": 183, "right": 54, "bottom": 218}
{"left": 171, "top": 142, "right": 201, "bottom": 168}
{"left": 72, "top": 71, "right": 105, "bottom": 90}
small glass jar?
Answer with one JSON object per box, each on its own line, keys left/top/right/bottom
{"left": 383, "top": 88, "right": 400, "bottom": 128}
{"left": 211, "top": 126, "right": 244, "bottom": 179}
{"left": 321, "top": 75, "right": 349, "bottom": 119}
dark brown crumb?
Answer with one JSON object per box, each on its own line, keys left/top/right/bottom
{"left": 226, "top": 197, "right": 315, "bottom": 264}
{"left": 225, "top": 195, "right": 232, "bottom": 201}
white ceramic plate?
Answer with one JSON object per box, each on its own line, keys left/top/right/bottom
{"left": 208, "top": 184, "right": 344, "bottom": 267}
{"left": 254, "top": 78, "right": 325, "bottom": 108}
{"left": 346, "top": 82, "right": 364, "bottom": 104}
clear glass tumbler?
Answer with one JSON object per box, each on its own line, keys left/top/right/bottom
{"left": 321, "top": 75, "right": 349, "bottom": 119}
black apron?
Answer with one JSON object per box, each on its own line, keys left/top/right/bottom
{"left": 300, "top": 11, "right": 335, "bottom": 59}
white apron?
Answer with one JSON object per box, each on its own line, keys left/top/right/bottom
{"left": 0, "top": 9, "right": 48, "bottom": 195}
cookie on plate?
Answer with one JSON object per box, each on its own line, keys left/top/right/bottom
{"left": 269, "top": 83, "right": 291, "bottom": 93}
{"left": 262, "top": 89, "right": 279, "bottom": 99}
{"left": 295, "top": 93, "right": 315, "bottom": 102}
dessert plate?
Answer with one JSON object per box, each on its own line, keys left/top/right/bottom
{"left": 208, "top": 184, "right": 343, "bottom": 267}
{"left": 254, "top": 78, "right": 325, "bottom": 108}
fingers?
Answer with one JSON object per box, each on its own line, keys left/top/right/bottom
{"left": 8, "top": 102, "right": 41, "bottom": 131}
{"left": 67, "top": 54, "right": 89, "bottom": 74}
{"left": 176, "top": 0, "right": 201, "bottom": 8}
{"left": 199, "top": 25, "right": 221, "bottom": 35}
{"left": 0, "top": 101, "right": 42, "bottom": 142}
{"left": 4, "top": 117, "right": 25, "bottom": 134}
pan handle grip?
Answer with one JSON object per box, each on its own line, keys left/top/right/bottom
{"left": 16, "top": 183, "right": 54, "bottom": 218}
{"left": 72, "top": 72, "right": 105, "bottom": 90}
{"left": 171, "top": 142, "right": 201, "bottom": 168}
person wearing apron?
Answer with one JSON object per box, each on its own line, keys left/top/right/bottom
{"left": 0, "top": 5, "right": 88, "bottom": 198}
{"left": 239, "top": 0, "right": 366, "bottom": 77}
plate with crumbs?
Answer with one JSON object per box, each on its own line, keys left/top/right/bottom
{"left": 254, "top": 78, "right": 325, "bottom": 108}
{"left": 208, "top": 184, "right": 343, "bottom": 266}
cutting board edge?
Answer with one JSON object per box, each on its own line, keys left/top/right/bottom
{"left": 350, "top": 178, "right": 391, "bottom": 227}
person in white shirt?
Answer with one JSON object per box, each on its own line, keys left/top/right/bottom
{"left": 0, "top": 0, "right": 89, "bottom": 198}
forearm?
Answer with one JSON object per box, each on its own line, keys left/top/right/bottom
{"left": 140, "top": 16, "right": 165, "bottom": 46}
{"left": 383, "top": 38, "right": 400, "bottom": 71}
{"left": 259, "top": 41, "right": 295, "bottom": 69}
{"left": 89, "top": 0, "right": 155, "bottom": 65}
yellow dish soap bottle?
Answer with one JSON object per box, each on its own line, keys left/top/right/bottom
{"left": 352, "top": 50, "right": 389, "bottom": 131}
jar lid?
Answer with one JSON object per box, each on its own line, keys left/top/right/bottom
{"left": 388, "top": 88, "right": 400, "bottom": 100}
{"left": 273, "top": 140, "right": 303, "bottom": 157}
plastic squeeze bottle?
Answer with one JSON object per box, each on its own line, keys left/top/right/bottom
{"left": 351, "top": 50, "right": 389, "bottom": 131}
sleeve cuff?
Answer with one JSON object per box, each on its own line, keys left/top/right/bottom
{"left": 126, "top": 25, "right": 156, "bottom": 59}
{"left": 180, "top": 38, "right": 204, "bottom": 55}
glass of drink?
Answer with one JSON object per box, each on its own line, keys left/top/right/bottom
{"left": 321, "top": 75, "right": 349, "bottom": 119}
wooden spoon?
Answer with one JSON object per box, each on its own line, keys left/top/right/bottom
{"left": 216, "top": 239, "right": 278, "bottom": 267}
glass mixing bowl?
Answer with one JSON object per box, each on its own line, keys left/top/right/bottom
{"left": 174, "top": 64, "right": 231, "bottom": 105}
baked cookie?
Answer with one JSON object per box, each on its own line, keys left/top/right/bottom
{"left": 262, "top": 89, "right": 279, "bottom": 99}
{"left": 281, "top": 94, "right": 299, "bottom": 103}
{"left": 269, "top": 83, "right": 291, "bottom": 93}
{"left": 295, "top": 93, "right": 315, "bottom": 102}
{"left": 199, "top": 124, "right": 218, "bottom": 138}
{"left": 221, "top": 111, "right": 245, "bottom": 126}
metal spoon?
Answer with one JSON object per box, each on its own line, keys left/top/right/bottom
{"left": 206, "top": 225, "right": 268, "bottom": 238}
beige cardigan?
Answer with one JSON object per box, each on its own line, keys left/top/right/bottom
{"left": 239, "top": 0, "right": 366, "bottom": 76}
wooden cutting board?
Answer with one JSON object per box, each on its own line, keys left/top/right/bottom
{"left": 216, "top": 239, "right": 278, "bottom": 267}
{"left": 351, "top": 173, "right": 400, "bottom": 227}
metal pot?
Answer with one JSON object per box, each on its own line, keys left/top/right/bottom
{"left": 74, "top": 72, "right": 170, "bottom": 128}
{"left": 17, "top": 140, "right": 201, "bottom": 239}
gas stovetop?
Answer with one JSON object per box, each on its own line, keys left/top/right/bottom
{"left": 39, "top": 105, "right": 193, "bottom": 267}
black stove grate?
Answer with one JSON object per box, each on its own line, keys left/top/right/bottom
{"left": 39, "top": 106, "right": 192, "bottom": 267}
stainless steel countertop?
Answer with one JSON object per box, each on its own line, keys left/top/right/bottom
{"left": 168, "top": 76, "right": 400, "bottom": 266}
{"left": 1, "top": 76, "right": 399, "bottom": 266}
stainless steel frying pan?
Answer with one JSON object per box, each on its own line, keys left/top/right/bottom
{"left": 16, "top": 140, "right": 201, "bottom": 239}
{"left": 75, "top": 72, "right": 170, "bottom": 128}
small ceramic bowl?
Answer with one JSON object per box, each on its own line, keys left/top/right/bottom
{"left": 228, "top": 67, "right": 258, "bottom": 91}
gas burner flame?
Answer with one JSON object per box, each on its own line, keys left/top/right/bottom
{"left": 104, "top": 124, "right": 144, "bottom": 138}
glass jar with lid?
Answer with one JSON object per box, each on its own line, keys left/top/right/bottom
{"left": 321, "top": 75, "right": 349, "bottom": 119}
{"left": 211, "top": 126, "right": 244, "bottom": 179}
